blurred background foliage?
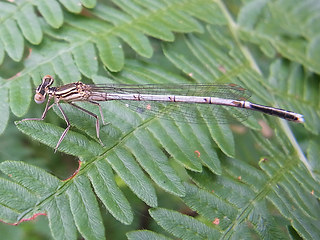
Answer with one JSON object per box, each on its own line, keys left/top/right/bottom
{"left": 0, "top": 0, "right": 319, "bottom": 239}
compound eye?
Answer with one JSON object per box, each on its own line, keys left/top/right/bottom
{"left": 34, "top": 93, "right": 46, "bottom": 104}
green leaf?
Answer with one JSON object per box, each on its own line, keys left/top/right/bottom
{"left": 0, "top": 160, "right": 65, "bottom": 224}
{"left": 308, "top": 35, "right": 320, "bottom": 64}
{"left": 15, "top": 120, "right": 103, "bottom": 159}
{"left": 9, "top": 75, "right": 32, "bottom": 117}
{"left": 307, "top": 140, "right": 320, "bottom": 182}
{"left": 237, "top": 0, "right": 268, "bottom": 29}
{"left": 182, "top": 183, "right": 238, "bottom": 229}
{"left": 0, "top": 86, "right": 9, "bottom": 134}
{"left": 135, "top": 20, "right": 174, "bottom": 42}
{"left": 59, "top": 0, "right": 83, "bottom": 14}
{"left": 160, "top": 119, "right": 222, "bottom": 174}
{"left": 187, "top": 153, "right": 320, "bottom": 239}
{"left": 81, "top": 0, "right": 96, "bottom": 9}
{"left": 0, "top": 161, "right": 60, "bottom": 196}
{"left": 258, "top": 158, "right": 320, "bottom": 239}
{"left": 181, "top": 0, "right": 226, "bottom": 25}
{"left": 0, "top": 0, "right": 98, "bottom": 57}
{"left": 0, "top": 41, "right": 4, "bottom": 65}
{"left": 35, "top": 0, "right": 63, "bottom": 29}
{"left": 268, "top": 60, "right": 320, "bottom": 134}
{"left": 149, "top": 208, "right": 220, "bottom": 239}
{"left": 0, "top": 177, "right": 38, "bottom": 223}
{"left": 116, "top": 28, "right": 153, "bottom": 58}
{"left": 238, "top": 0, "right": 320, "bottom": 74}
{"left": 72, "top": 42, "right": 98, "bottom": 78}
{"left": 126, "top": 131, "right": 185, "bottom": 197}
{"left": 148, "top": 120, "right": 203, "bottom": 172}
{"left": 95, "top": 35, "right": 124, "bottom": 72}
{"left": 46, "top": 194, "right": 78, "bottom": 240}
{"left": 107, "top": 148, "right": 158, "bottom": 207}
{"left": 0, "top": 19, "right": 24, "bottom": 61}
{"left": 127, "top": 230, "right": 173, "bottom": 240}
{"left": 66, "top": 175, "right": 106, "bottom": 240}
{"left": 208, "top": 121, "right": 235, "bottom": 158}
{"left": 87, "top": 159, "right": 133, "bottom": 225}
{"left": 52, "top": 52, "right": 81, "bottom": 83}
{"left": 0, "top": 1, "right": 317, "bottom": 239}
{"left": 15, "top": 4, "right": 42, "bottom": 44}
{"left": 0, "top": 1, "right": 15, "bottom": 14}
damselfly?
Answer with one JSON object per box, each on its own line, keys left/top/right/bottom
{"left": 19, "top": 75, "right": 304, "bottom": 152}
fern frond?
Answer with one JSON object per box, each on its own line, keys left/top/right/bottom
{"left": 12, "top": 55, "right": 317, "bottom": 238}
{"left": 149, "top": 207, "right": 220, "bottom": 239}
{"left": 267, "top": 60, "right": 320, "bottom": 134}
{"left": 181, "top": 153, "right": 320, "bottom": 239}
{"left": 66, "top": 174, "right": 105, "bottom": 240}
{"left": 162, "top": 28, "right": 319, "bottom": 135}
{"left": 106, "top": 148, "right": 158, "bottom": 207}
{"left": 0, "top": 0, "right": 94, "bottom": 62}
{"left": 127, "top": 230, "right": 172, "bottom": 240}
{"left": 307, "top": 140, "right": 320, "bottom": 182}
{"left": 0, "top": 0, "right": 318, "bottom": 239}
{"left": 0, "top": 0, "right": 222, "bottom": 132}
{"left": 238, "top": 0, "right": 320, "bottom": 74}
{"left": 87, "top": 159, "right": 133, "bottom": 224}
{"left": 0, "top": 160, "right": 122, "bottom": 239}
{"left": 42, "top": 0, "right": 219, "bottom": 72}
{"left": 0, "top": 83, "right": 9, "bottom": 134}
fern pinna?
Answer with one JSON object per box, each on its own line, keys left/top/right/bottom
{"left": 0, "top": 0, "right": 319, "bottom": 239}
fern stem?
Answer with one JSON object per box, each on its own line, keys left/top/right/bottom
{"left": 214, "top": 0, "right": 315, "bottom": 180}
{"left": 214, "top": 0, "right": 262, "bottom": 75}
{"left": 279, "top": 119, "right": 315, "bottom": 179}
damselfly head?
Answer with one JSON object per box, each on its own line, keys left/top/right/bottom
{"left": 34, "top": 75, "right": 54, "bottom": 104}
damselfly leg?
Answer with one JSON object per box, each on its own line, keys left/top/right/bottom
{"left": 20, "top": 101, "right": 108, "bottom": 152}
{"left": 68, "top": 102, "right": 108, "bottom": 146}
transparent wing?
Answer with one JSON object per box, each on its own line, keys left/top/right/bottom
{"left": 90, "top": 84, "right": 251, "bottom": 99}
{"left": 89, "top": 84, "right": 252, "bottom": 124}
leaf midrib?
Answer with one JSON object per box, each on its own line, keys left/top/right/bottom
{"left": 221, "top": 155, "right": 299, "bottom": 239}
{"left": 16, "top": 108, "right": 162, "bottom": 221}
